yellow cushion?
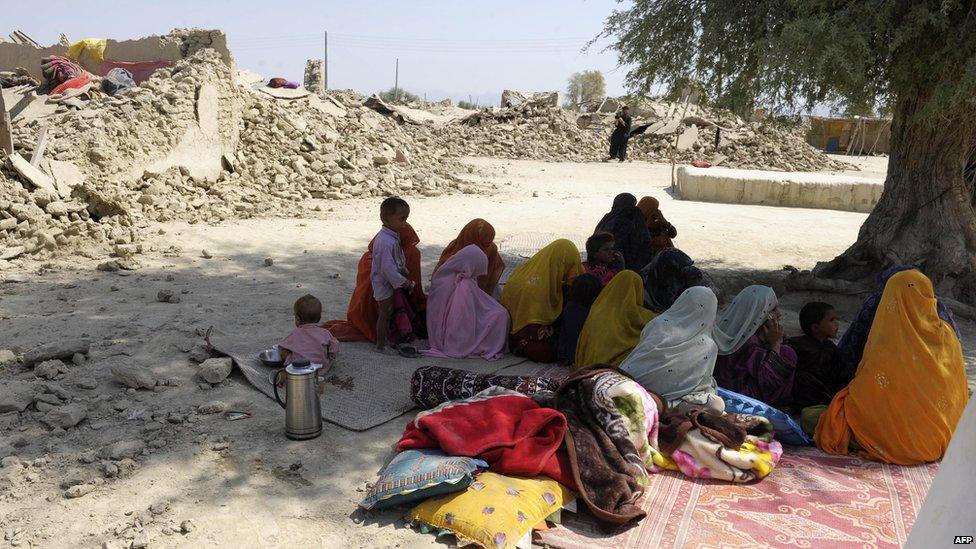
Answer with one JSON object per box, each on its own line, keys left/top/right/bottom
{"left": 409, "top": 472, "right": 571, "bottom": 548}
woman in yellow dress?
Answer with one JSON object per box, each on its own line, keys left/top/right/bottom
{"left": 815, "top": 269, "right": 968, "bottom": 464}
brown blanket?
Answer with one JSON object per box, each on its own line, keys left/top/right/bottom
{"left": 659, "top": 408, "right": 770, "bottom": 454}
{"left": 555, "top": 366, "right": 648, "bottom": 529}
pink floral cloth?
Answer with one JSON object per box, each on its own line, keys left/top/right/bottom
{"left": 423, "top": 245, "right": 510, "bottom": 360}
{"left": 279, "top": 324, "right": 339, "bottom": 368}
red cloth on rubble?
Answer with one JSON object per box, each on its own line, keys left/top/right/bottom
{"left": 396, "top": 391, "right": 577, "bottom": 491}
{"left": 50, "top": 73, "right": 91, "bottom": 96}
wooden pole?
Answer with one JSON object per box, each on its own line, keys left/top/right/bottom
{"left": 30, "top": 125, "right": 49, "bottom": 167}
{"left": 322, "top": 31, "right": 328, "bottom": 93}
{"left": 670, "top": 87, "right": 695, "bottom": 192}
{"left": 394, "top": 58, "right": 399, "bottom": 103}
{"left": 0, "top": 91, "right": 13, "bottom": 155}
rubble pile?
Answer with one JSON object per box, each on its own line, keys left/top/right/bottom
{"left": 0, "top": 48, "right": 463, "bottom": 267}
{"left": 417, "top": 104, "right": 607, "bottom": 162}
{"left": 627, "top": 120, "right": 850, "bottom": 172}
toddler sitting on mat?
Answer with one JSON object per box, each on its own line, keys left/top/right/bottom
{"left": 279, "top": 294, "right": 339, "bottom": 373}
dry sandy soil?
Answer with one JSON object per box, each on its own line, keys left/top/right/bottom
{"left": 0, "top": 156, "right": 971, "bottom": 548}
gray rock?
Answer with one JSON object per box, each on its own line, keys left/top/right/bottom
{"left": 156, "top": 290, "right": 180, "bottom": 304}
{"left": 63, "top": 483, "right": 95, "bottom": 498}
{"left": 149, "top": 501, "right": 169, "bottom": 515}
{"left": 96, "top": 260, "right": 121, "bottom": 272}
{"left": 77, "top": 378, "right": 99, "bottom": 390}
{"left": 187, "top": 343, "right": 211, "bottom": 364}
{"left": 131, "top": 532, "right": 150, "bottom": 549}
{"left": 180, "top": 520, "right": 195, "bottom": 534}
{"left": 196, "top": 400, "right": 227, "bottom": 415}
{"left": 71, "top": 353, "right": 87, "bottom": 366}
{"left": 0, "top": 381, "right": 36, "bottom": 413}
{"left": 111, "top": 365, "right": 156, "bottom": 390}
{"left": 102, "top": 462, "right": 119, "bottom": 478}
{"left": 39, "top": 382, "right": 70, "bottom": 400}
{"left": 35, "top": 401, "right": 55, "bottom": 413}
{"left": 23, "top": 340, "right": 90, "bottom": 366}
{"left": 34, "top": 392, "right": 63, "bottom": 405}
{"left": 101, "top": 440, "right": 145, "bottom": 460}
{"left": 263, "top": 257, "right": 273, "bottom": 267}
{"left": 41, "top": 404, "right": 87, "bottom": 429}
{"left": 0, "top": 349, "right": 17, "bottom": 365}
{"left": 34, "top": 359, "right": 69, "bottom": 380}
{"left": 0, "top": 411, "right": 19, "bottom": 430}
{"left": 198, "top": 357, "right": 232, "bottom": 384}
{"left": 61, "top": 469, "right": 93, "bottom": 489}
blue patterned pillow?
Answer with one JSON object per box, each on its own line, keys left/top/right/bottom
{"left": 717, "top": 387, "right": 812, "bottom": 446}
{"left": 359, "top": 449, "right": 488, "bottom": 510}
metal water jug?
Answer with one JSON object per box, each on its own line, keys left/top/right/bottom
{"left": 272, "top": 360, "right": 323, "bottom": 440}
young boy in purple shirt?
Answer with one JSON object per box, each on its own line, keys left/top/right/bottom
{"left": 372, "top": 197, "right": 416, "bottom": 352}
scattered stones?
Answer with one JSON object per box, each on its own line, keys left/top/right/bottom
{"left": 101, "top": 440, "right": 146, "bottom": 461}
{"left": 110, "top": 365, "right": 157, "bottom": 390}
{"left": 22, "top": 340, "right": 90, "bottom": 366}
{"left": 34, "top": 359, "right": 69, "bottom": 380}
{"left": 156, "top": 290, "right": 181, "bottom": 304}
{"left": 263, "top": 257, "right": 274, "bottom": 267}
{"left": 198, "top": 357, "right": 232, "bottom": 384}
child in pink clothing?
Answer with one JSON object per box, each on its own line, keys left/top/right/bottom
{"left": 279, "top": 294, "right": 339, "bottom": 372}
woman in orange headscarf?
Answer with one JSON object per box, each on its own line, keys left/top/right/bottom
{"left": 637, "top": 196, "right": 677, "bottom": 253}
{"left": 323, "top": 224, "right": 427, "bottom": 342}
{"left": 814, "top": 270, "right": 968, "bottom": 464}
{"left": 433, "top": 219, "right": 505, "bottom": 296}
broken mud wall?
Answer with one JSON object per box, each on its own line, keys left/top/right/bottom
{"left": 0, "top": 30, "right": 232, "bottom": 81}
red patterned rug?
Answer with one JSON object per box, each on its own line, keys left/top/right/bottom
{"left": 538, "top": 446, "right": 937, "bottom": 548}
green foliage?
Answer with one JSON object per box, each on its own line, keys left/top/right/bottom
{"left": 565, "top": 70, "right": 607, "bottom": 110}
{"left": 378, "top": 87, "right": 420, "bottom": 104}
{"left": 598, "top": 0, "right": 976, "bottom": 124}
{"left": 457, "top": 100, "right": 481, "bottom": 109}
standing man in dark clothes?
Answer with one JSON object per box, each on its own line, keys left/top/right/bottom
{"left": 607, "top": 105, "right": 632, "bottom": 162}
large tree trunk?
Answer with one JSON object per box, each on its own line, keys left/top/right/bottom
{"left": 813, "top": 93, "right": 976, "bottom": 305}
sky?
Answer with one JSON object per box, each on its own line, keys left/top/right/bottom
{"left": 8, "top": 0, "right": 632, "bottom": 106}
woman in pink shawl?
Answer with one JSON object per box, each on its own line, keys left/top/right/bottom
{"left": 423, "top": 244, "right": 510, "bottom": 360}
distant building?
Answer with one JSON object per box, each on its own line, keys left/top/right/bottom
{"left": 806, "top": 116, "right": 891, "bottom": 155}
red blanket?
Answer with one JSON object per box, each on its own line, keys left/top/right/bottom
{"left": 397, "top": 390, "right": 577, "bottom": 490}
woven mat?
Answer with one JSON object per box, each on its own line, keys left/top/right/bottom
{"left": 210, "top": 329, "right": 527, "bottom": 431}
{"left": 538, "top": 445, "right": 937, "bottom": 549}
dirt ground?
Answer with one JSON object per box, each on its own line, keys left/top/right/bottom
{"left": 0, "top": 156, "right": 971, "bottom": 548}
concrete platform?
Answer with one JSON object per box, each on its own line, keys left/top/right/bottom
{"left": 677, "top": 165, "right": 885, "bottom": 213}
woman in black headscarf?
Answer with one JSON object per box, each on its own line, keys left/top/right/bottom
{"left": 641, "top": 248, "right": 709, "bottom": 313}
{"left": 594, "top": 193, "right": 654, "bottom": 271}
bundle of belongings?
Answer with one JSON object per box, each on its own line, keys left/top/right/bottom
{"left": 360, "top": 365, "right": 782, "bottom": 548}
{"left": 268, "top": 77, "right": 300, "bottom": 89}
{"left": 40, "top": 55, "right": 93, "bottom": 103}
